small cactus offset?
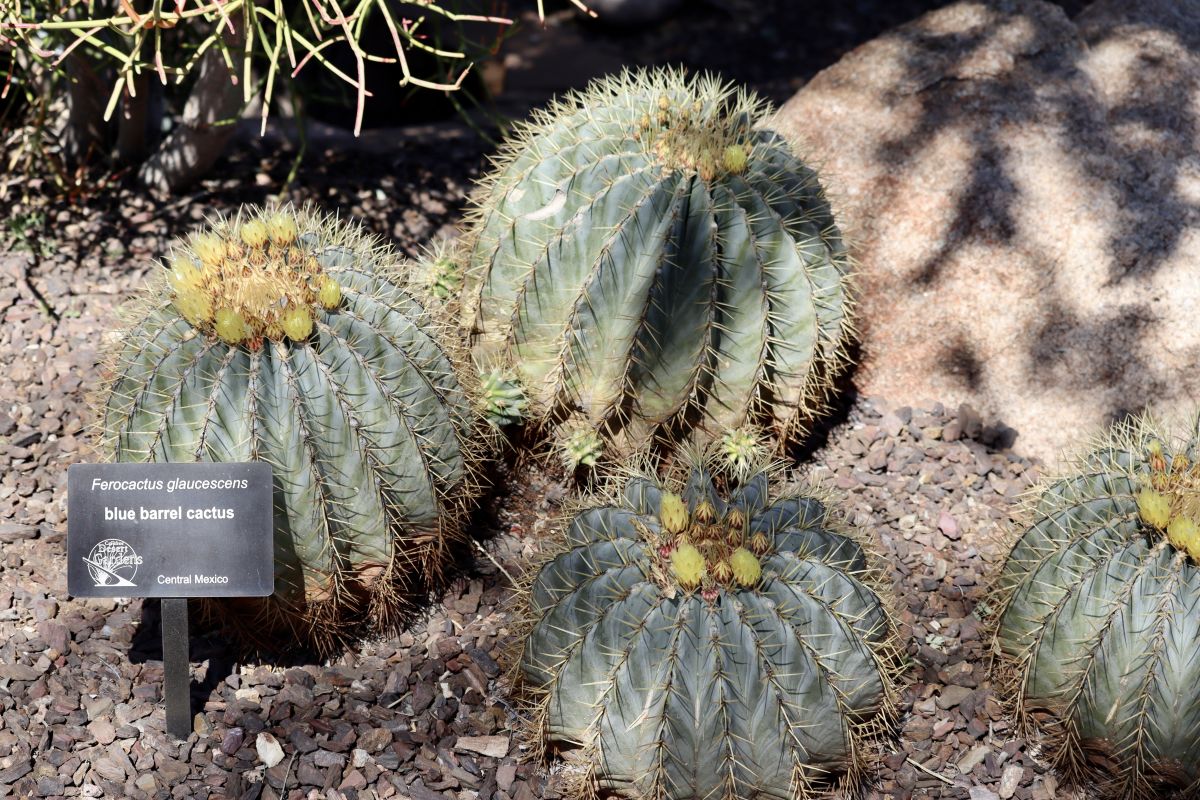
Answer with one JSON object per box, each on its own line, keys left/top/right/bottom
{"left": 97, "top": 206, "right": 490, "bottom": 651}
{"left": 517, "top": 448, "right": 902, "bottom": 800}
{"left": 995, "top": 412, "right": 1200, "bottom": 799}
{"left": 462, "top": 68, "right": 853, "bottom": 467}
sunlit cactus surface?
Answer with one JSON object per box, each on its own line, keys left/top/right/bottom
{"left": 97, "top": 205, "right": 490, "bottom": 651}
{"left": 996, "top": 413, "right": 1200, "bottom": 800}
{"left": 462, "top": 68, "right": 854, "bottom": 467}
{"left": 518, "top": 448, "right": 902, "bottom": 800}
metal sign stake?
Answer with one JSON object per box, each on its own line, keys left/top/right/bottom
{"left": 162, "top": 598, "right": 191, "bottom": 740}
{"left": 67, "top": 462, "right": 274, "bottom": 742}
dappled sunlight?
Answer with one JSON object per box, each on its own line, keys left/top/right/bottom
{"left": 775, "top": 0, "right": 1200, "bottom": 464}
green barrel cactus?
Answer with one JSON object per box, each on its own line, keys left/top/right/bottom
{"left": 462, "top": 68, "right": 853, "bottom": 466}
{"left": 97, "top": 206, "right": 490, "bottom": 651}
{"left": 996, "top": 413, "right": 1200, "bottom": 799}
{"left": 518, "top": 449, "right": 901, "bottom": 800}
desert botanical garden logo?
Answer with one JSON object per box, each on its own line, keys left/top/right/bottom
{"left": 83, "top": 538, "right": 143, "bottom": 588}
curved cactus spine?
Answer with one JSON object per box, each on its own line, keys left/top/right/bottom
{"left": 516, "top": 448, "right": 902, "bottom": 800}
{"left": 462, "top": 68, "right": 854, "bottom": 467}
{"left": 96, "top": 206, "right": 492, "bottom": 651}
{"left": 994, "top": 412, "right": 1200, "bottom": 800}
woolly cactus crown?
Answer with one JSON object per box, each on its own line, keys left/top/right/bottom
{"left": 462, "top": 68, "right": 854, "bottom": 466}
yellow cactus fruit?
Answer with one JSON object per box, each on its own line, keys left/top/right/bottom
{"left": 723, "top": 144, "right": 749, "bottom": 175}
{"left": 192, "top": 233, "right": 226, "bottom": 266}
{"left": 659, "top": 492, "right": 688, "bottom": 535}
{"left": 1137, "top": 488, "right": 1173, "bottom": 530}
{"left": 670, "top": 543, "right": 705, "bottom": 589}
{"left": 281, "top": 306, "right": 314, "bottom": 341}
{"left": 266, "top": 213, "right": 298, "bottom": 246}
{"left": 317, "top": 276, "right": 342, "bottom": 310}
{"left": 694, "top": 500, "right": 716, "bottom": 525}
{"left": 749, "top": 531, "right": 770, "bottom": 555}
{"left": 167, "top": 257, "right": 201, "bottom": 292}
{"left": 214, "top": 308, "right": 249, "bottom": 345}
{"left": 1167, "top": 516, "right": 1200, "bottom": 561}
{"left": 240, "top": 220, "right": 270, "bottom": 250}
{"left": 730, "top": 547, "right": 762, "bottom": 586}
{"left": 710, "top": 559, "right": 733, "bottom": 583}
{"left": 175, "top": 290, "right": 211, "bottom": 327}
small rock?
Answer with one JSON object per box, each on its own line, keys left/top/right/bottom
{"left": 351, "top": 748, "right": 369, "bottom": 769}
{"left": 454, "top": 735, "right": 508, "bottom": 758}
{"left": 0, "top": 761, "right": 31, "bottom": 785}
{"left": 220, "top": 728, "right": 244, "bottom": 756}
{"left": 313, "top": 749, "right": 346, "bottom": 769}
{"left": 339, "top": 769, "right": 367, "bottom": 791}
{"left": 958, "top": 745, "right": 991, "bottom": 775}
{"left": 92, "top": 757, "right": 125, "bottom": 783}
{"left": 89, "top": 720, "right": 116, "bottom": 746}
{"left": 357, "top": 727, "right": 391, "bottom": 753}
{"left": 0, "top": 663, "right": 40, "bottom": 681}
{"left": 256, "top": 732, "right": 284, "bottom": 768}
{"left": 969, "top": 787, "right": 1000, "bottom": 800}
{"left": 937, "top": 511, "right": 960, "bottom": 540}
{"left": 936, "top": 684, "right": 973, "bottom": 709}
{"left": 496, "top": 764, "right": 517, "bottom": 792}
{"left": 999, "top": 764, "right": 1024, "bottom": 799}
{"left": 134, "top": 773, "right": 157, "bottom": 792}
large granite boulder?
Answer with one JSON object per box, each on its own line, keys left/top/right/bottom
{"left": 774, "top": 0, "right": 1200, "bottom": 463}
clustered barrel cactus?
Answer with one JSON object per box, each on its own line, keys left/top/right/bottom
{"left": 97, "top": 205, "right": 490, "bottom": 650}
{"left": 462, "top": 68, "right": 854, "bottom": 467}
{"left": 519, "top": 450, "right": 901, "bottom": 799}
{"left": 996, "top": 413, "right": 1200, "bottom": 799}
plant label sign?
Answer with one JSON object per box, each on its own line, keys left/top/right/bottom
{"left": 67, "top": 462, "right": 274, "bottom": 598}
{"left": 67, "top": 461, "right": 274, "bottom": 739}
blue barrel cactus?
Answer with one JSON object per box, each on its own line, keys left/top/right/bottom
{"left": 518, "top": 449, "right": 902, "bottom": 799}
{"left": 462, "top": 68, "right": 854, "bottom": 466}
{"left": 996, "top": 413, "right": 1200, "bottom": 799}
{"left": 97, "top": 206, "right": 491, "bottom": 650}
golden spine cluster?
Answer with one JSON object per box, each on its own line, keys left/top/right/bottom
{"left": 659, "top": 490, "right": 763, "bottom": 590}
{"left": 1136, "top": 439, "right": 1200, "bottom": 559}
{"left": 167, "top": 210, "right": 343, "bottom": 347}
{"left": 634, "top": 94, "right": 752, "bottom": 182}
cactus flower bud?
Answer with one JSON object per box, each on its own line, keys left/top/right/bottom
{"left": 670, "top": 542, "right": 705, "bottom": 588}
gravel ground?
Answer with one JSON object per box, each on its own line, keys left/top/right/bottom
{"left": 0, "top": 3, "right": 1105, "bottom": 799}
{"left": 0, "top": 257, "right": 1074, "bottom": 800}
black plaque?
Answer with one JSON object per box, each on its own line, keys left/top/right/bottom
{"left": 67, "top": 462, "right": 274, "bottom": 599}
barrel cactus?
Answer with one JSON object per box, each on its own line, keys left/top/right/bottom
{"left": 995, "top": 413, "right": 1200, "bottom": 799}
{"left": 518, "top": 449, "right": 901, "bottom": 799}
{"left": 462, "top": 68, "right": 853, "bottom": 466}
{"left": 97, "top": 205, "right": 490, "bottom": 650}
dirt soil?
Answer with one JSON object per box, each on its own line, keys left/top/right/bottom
{"left": 0, "top": 1, "right": 1094, "bottom": 799}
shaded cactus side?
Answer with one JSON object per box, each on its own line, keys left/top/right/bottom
{"left": 461, "top": 68, "right": 854, "bottom": 468}
{"left": 96, "top": 206, "right": 493, "bottom": 652}
{"left": 515, "top": 448, "right": 903, "bottom": 800}
{"left": 994, "top": 412, "right": 1200, "bottom": 800}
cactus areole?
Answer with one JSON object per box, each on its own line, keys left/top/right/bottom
{"left": 996, "top": 414, "right": 1200, "bottom": 800}
{"left": 518, "top": 452, "right": 901, "bottom": 800}
{"left": 464, "top": 69, "right": 853, "bottom": 466}
{"left": 97, "top": 206, "right": 488, "bottom": 651}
